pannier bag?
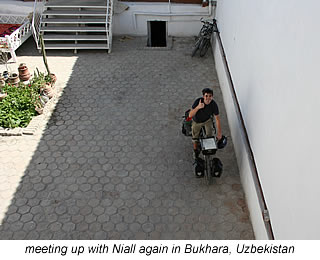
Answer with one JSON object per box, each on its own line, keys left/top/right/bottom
{"left": 182, "top": 109, "right": 192, "bottom": 136}
{"left": 212, "top": 157, "right": 223, "bottom": 177}
{"left": 194, "top": 157, "right": 205, "bottom": 177}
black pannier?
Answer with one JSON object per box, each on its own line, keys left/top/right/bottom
{"left": 181, "top": 109, "right": 192, "bottom": 136}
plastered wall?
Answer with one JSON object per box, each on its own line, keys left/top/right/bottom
{"left": 214, "top": 0, "right": 320, "bottom": 239}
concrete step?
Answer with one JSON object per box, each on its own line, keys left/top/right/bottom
{"left": 45, "top": 3, "right": 107, "bottom": 9}
{"left": 43, "top": 10, "right": 107, "bottom": 16}
{"left": 44, "top": 43, "right": 109, "bottom": 49}
{"left": 36, "top": 0, "right": 113, "bottom": 52}
{"left": 42, "top": 18, "right": 106, "bottom": 24}
{"left": 43, "top": 34, "right": 108, "bottom": 41}
{"left": 41, "top": 26, "right": 106, "bottom": 32}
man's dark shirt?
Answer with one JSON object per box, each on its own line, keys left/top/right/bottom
{"left": 192, "top": 98, "right": 219, "bottom": 123}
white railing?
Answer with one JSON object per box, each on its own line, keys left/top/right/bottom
{"left": 32, "top": 0, "right": 46, "bottom": 49}
{"left": 106, "top": 0, "right": 113, "bottom": 53}
{"left": 0, "top": 16, "right": 32, "bottom": 62}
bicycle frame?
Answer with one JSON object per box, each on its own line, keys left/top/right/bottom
{"left": 197, "top": 120, "right": 217, "bottom": 185}
{"left": 191, "top": 18, "right": 214, "bottom": 57}
{"left": 200, "top": 136, "right": 217, "bottom": 185}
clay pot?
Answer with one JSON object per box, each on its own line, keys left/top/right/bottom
{"left": 0, "top": 93, "right": 7, "bottom": 101}
{"left": 40, "top": 94, "right": 49, "bottom": 106}
{"left": 0, "top": 74, "right": 5, "bottom": 89}
{"left": 8, "top": 73, "right": 20, "bottom": 87}
{"left": 35, "top": 107, "right": 43, "bottom": 115}
{"left": 18, "top": 63, "right": 31, "bottom": 82}
{"left": 49, "top": 73, "right": 57, "bottom": 86}
{"left": 2, "top": 71, "right": 9, "bottom": 81}
{"left": 43, "top": 83, "right": 54, "bottom": 99}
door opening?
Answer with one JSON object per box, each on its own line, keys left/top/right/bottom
{"left": 147, "top": 21, "right": 167, "bottom": 47}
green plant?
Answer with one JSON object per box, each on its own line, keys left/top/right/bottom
{"left": 0, "top": 51, "right": 10, "bottom": 72}
{"left": 40, "top": 34, "right": 51, "bottom": 75}
{"left": 0, "top": 72, "right": 46, "bottom": 128}
{"left": 32, "top": 67, "right": 54, "bottom": 87}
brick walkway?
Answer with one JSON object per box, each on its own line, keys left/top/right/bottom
{"left": 0, "top": 36, "right": 254, "bottom": 239}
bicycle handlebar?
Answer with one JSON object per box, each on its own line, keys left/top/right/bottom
{"left": 200, "top": 18, "right": 218, "bottom": 26}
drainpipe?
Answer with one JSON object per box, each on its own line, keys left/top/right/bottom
{"left": 132, "top": 1, "right": 216, "bottom": 31}
{"left": 213, "top": 21, "right": 275, "bottom": 240}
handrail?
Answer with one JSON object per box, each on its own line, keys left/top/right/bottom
{"left": 106, "top": 0, "right": 113, "bottom": 53}
{"left": 0, "top": 18, "right": 32, "bottom": 62}
{"left": 32, "top": 0, "right": 46, "bottom": 50}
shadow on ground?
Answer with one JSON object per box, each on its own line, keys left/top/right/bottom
{"left": 0, "top": 36, "right": 254, "bottom": 239}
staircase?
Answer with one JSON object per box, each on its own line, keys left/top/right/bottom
{"left": 33, "top": 0, "right": 113, "bottom": 53}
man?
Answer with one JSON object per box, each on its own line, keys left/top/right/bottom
{"left": 189, "top": 88, "right": 222, "bottom": 174}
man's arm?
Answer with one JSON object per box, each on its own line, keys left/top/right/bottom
{"left": 189, "top": 99, "right": 204, "bottom": 118}
{"left": 214, "top": 115, "right": 222, "bottom": 140}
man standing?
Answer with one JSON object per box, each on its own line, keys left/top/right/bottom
{"left": 189, "top": 88, "right": 222, "bottom": 175}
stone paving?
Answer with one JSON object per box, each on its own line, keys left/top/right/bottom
{"left": 0, "top": 36, "right": 254, "bottom": 239}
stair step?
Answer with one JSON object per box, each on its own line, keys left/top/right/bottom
{"left": 41, "top": 26, "right": 106, "bottom": 32}
{"left": 44, "top": 43, "right": 109, "bottom": 49}
{"left": 43, "top": 10, "right": 107, "bottom": 16}
{"left": 43, "top": 34, "right": 108, "bottom": 41}
{"left": 42, "top": 18, "right": 106, "bottom": 24}
{"left": 45, "top": 3, "right": 108, "bottom": 9}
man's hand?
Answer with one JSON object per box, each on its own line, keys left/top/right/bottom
{"left": 214, "top": 115, "right": 222, "bottom": 140}
{"left": 189, "top": 99, "right": 205, "bottom": 119}
{"left": 197, "top": 99, "right": 204, "bottom": 110}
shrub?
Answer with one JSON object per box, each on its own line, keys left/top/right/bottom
{"left": 0, "top": 71, "right": 48, "bottom": 128}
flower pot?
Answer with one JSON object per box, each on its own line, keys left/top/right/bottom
{"left": 35, "top": 107, "right": 43, "bottom": 115}
{"left": 40, "top": 94, "right": 49, "bottom": 106}
{"left": 8, "top": 73, "right": 19, "bottom": 87}
{"left": 0, "top": 93, "right": 7, "bottom": 101}
{"left": 18, "top": 63, "right": 31, "bottom": 82}
{"left": 43, "top": 83, "right": 54, "bottom": 99}
{"left": 2, "top": 71, "right": 9, "bottom": 81}
{"left": 0, "top": 74, "right": 5, "bottom": 89}
{"left": 49, "top": 73, "right": 57, "bottom": 86}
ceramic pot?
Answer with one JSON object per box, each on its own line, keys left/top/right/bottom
{"left": 35, "top": 107, "right": 43, "bottom": 115}
{"left": 43, "top": 83, "right": 54, "bottom": 99}
{"left": 2, "top": 71, "right": 9, "bottom": 81}
{"left": 40, "top": 94, "right": 49, "bottom": 106}
{"left": 18, "top": 63, "right": 31, "bottom": 81}
{"left": 8, "top": 73, "right": 19, "bottom": 86}
{"left": 0, "top": 93, "right": 7, "bottom": 101}
{"left": 49, "top": 73, "right": 57, "bottom": 86}
{"left": 0, "top": 74, "right": 5, "bottom": 89}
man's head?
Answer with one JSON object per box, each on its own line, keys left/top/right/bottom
{"left": 202, "top": 88, "right": 213, "bottom": 105}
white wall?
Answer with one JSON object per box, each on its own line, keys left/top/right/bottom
{"left": 113, "top": 2, "right": 215, "bottom": 36}
{"left": 0, "top": 1, "right": 33, "bottom": 16}
{"left": 214, "top": 0, "right": 320, "bottom": 239}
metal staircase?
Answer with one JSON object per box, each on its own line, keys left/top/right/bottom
{"left": 32, "top": 0, "right": 113, "bottom": 53}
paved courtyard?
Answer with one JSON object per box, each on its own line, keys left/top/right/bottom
{"left": 0, "top": 36, "right": 254, "bottom": 239}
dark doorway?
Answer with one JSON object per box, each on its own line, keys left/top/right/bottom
{"left": 148, "top": 21, "right": 167, "bottom": 47}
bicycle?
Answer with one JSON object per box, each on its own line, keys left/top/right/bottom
{"left": 195, "top": 119, "right": 226, "bottom": 185}
{"left": 191, "top": 18, "right": 218, "bottom": 57}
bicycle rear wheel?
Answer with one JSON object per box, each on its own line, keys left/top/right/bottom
{"left": 199, "top": 38, "right": 211, "bottom": 57}
{"left": 191, "top": 37, "right": 202, "bottom": 57}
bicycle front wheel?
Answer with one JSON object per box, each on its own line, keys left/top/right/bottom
{"left": 199, "top": 38, "right": 211, "bottom": 57}
{"left": 191, "top": 37, "right": 202, "bottom": 57}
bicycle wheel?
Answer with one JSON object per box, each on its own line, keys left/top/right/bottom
{"left": 199, "top": 38, "right": 211, "bottom": 57}
{"left": 204, "top": 155, "right": 212, "bottom": 185}
{"left": 191, "top": 37, "right": 202, "bottom": 57}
